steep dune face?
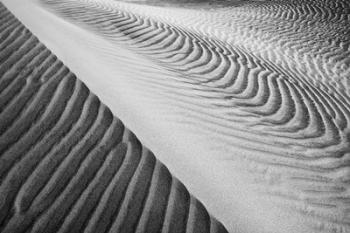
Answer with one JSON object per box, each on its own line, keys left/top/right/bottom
{"left": 32, "top": 0, "right": 350, "bottom": 232}
{"left": 0, "top": 3, "right": 228, "bottom": 233}
{"left": 2, "top": 0, "right": 350, "bottom": 232}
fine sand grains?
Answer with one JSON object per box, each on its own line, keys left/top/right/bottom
{"left": 0, "top": 3, "right": 228, "bottom": 233}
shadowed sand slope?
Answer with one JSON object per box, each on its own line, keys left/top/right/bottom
{"left": 0, "top": 3, "right": 228, "bottom": 233}
{"left": 2, "top": 0, "right": 350, "bottom": 232}
{"left": 29, "top": 0, "right": 350, "bottom": 232}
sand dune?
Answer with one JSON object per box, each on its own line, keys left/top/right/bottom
{"left": 0, "top": 3, "right": 228, "bottom": 233}
{"left": 1, "top": 0, "right": 350, "bottom": 232}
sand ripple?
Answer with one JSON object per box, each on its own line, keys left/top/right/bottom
{"left": 0, "top": 3, "right": 228, "bottom": 233}
{"left": 34, "top": 0, "right": 350, "bottom": 232}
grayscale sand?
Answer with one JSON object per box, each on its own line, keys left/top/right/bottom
{"left": 1, "top": 0, "right": 350, "bottom": 232}
{"left": 0, "top": 3, "right": 228, "bottom": 233}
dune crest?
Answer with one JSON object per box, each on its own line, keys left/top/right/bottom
{"left": 2, "top": 0, "right": 350, "bottom": 232}
{"left": 32, "top": 0, "right": 350, "bottom": 231}
{"left": 0, "top": 3, "right": 228, "bottom": 233}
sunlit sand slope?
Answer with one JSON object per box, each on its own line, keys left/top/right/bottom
{"left": 34, "top": 0, "right": 350, "bottom": 232}
{"left": 0, "top": 3, "right": 228, "bottom": 233}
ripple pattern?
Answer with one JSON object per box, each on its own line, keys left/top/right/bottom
{"left": 38, "top": 0, "right": 350, "bottom": 232}
{"left": 0, "top": 3, "right": 228, "bottom": 233}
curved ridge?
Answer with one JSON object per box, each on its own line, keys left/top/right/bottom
{"left": 37, "top": 0, "right": 350, "bottom": 232}
{"left": 0, "top": 3, "right": 228, "bottom": 233}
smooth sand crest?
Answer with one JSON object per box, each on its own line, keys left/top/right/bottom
{"left": 2, "top": 0, "right": 350, "bottom": 232}
{"left": 0, "top": 3, "right": 229, "bottom": 233}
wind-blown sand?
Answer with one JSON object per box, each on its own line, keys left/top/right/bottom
{"left": 0, "top": 3, "right": 228, "bottom": 233}
{"left": 1, "top": 0, "right": 350, "bottom": 232}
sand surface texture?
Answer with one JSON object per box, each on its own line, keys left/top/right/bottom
{"left": 0, "top": 3, "right": 229, "bottom": 233}
{"left": 1, "top": 0, "right": 350, "bottom": 232}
